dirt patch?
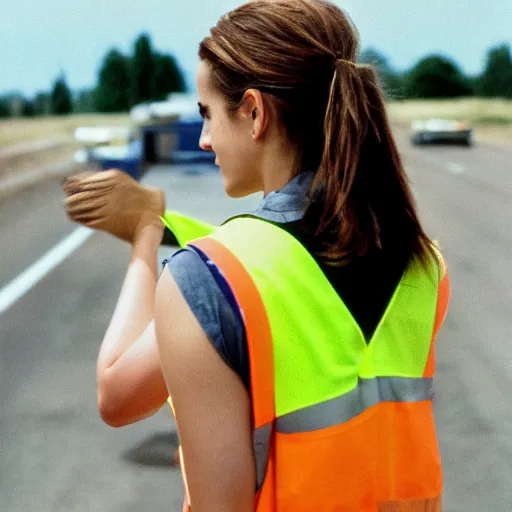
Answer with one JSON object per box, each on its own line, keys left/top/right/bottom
{"left": 0, "top": 143, "right": 79, "bottom": 180}
{"left": 0, "top": 141, "right": 89, "bottom": 201}
{"left": 0, "top": 114, "right": 133, "bottom": 196}
{"left": 387, "top": 98, "right": 512, "bottom": 124}
{"left": 0, "top": 114, "right": 131, "bottom": 148}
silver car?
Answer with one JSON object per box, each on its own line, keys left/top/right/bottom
{"left": 411, "top": 119, "right": 473, "bottom": 146}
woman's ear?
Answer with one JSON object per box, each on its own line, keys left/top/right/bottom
{"left": 240, "top": 88, "right": 268, "bottom": 140}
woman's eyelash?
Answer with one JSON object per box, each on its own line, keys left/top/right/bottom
{"left": 199, "top": 106, "right": 210, "bottom": 119}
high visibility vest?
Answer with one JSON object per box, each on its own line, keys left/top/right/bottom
{"left": 162, "top": 211, "right": 450, "bottom": 512}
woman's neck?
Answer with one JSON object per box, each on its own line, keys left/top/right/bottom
{"left": 260, "top": 139, "right": 298, "bottom": 196}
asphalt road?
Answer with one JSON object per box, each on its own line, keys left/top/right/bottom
{"left": 1, "top": 132, "right": 511, "bottom": 511}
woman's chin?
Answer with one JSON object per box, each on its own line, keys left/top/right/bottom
{"left": 220, "top": 170, "right": 261, "bottom": 198}
{"left": 222, "top": 176, "right": 247, "bottom": 198}
{"left": 224, "top": 183, "right": 245, "bottom": 198}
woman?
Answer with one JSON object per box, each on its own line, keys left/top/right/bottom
{"left": 65, "top": 0, "right": 450, "bottom": 510}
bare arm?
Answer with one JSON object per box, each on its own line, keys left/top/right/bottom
{"left": 155, "top": 268, "right": 255, "bottom": 512}
{"left": 96, "top": 224, "right": 168, "bottom": 426}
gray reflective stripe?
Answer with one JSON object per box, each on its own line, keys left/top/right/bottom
{"left": 253, "top": 422, "right": 273, "bottom": 490}
{"left": 276, "top": 377, "right": 434, "bottom": 434}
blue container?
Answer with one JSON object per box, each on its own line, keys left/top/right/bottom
{"left": 140, "top": 119, "right": 216, "bottom": 166}
{"left": 169, "top": 119, "right": 216, "bottom": 164}
{"left": 99, "top": 157, "right": 141, "bottom": 180}
{"left": 95, "top": 141, "right": 142, "bottom": 180}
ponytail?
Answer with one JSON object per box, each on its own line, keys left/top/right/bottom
{"left": 308, "top": 59, "right": 435, "bottom": 267}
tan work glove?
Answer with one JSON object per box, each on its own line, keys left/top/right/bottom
{"left": 62, "top": 169, "right": 165, "bottom": 243}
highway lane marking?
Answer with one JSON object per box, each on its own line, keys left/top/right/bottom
{"left": 0, "top": 227, "right": 93, "bottom": 315}
{"left": 446, "top": 163, "right": 466, "bottom": 175}
{"left": 405, "top": 147, "right": 468, "bottom": 178}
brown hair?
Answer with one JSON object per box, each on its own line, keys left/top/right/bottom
{"left": 199, "top": 0, "right": 435, "bottom": 266}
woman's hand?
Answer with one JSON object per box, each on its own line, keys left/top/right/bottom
{"left": 62, "top": 169, "right": 166, "bottom": 244}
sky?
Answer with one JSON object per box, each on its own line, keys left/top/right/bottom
{"left": 0, "top": 0, "right": 510, "bottom": 96}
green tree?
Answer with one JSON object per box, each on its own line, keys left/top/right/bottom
{"left": 5, "top": 93, "right": 25, "bottom": 117}
{"left": 0, "top": 97, "right": 10, "bottom": 118}
{"left": 34, "top": 92, "right": 51, "bottom": 116}
{"left": 130, "top": 33, "right": 155, "bottom": 105}
{"left": 21, "top": 99, "right": 36, "bottom": 117}
{"left": 405, "top": 55, "right": 473, "bottom": 99}
{"left": 50, "top": 74, "right": 73, "bottom": 115}
{"left": 95, "top": 49, "right": 131, "bottom": 112}
{"left": 74, "top": 89, "right": 96, "bottom": 113}
{"left": 478, "top": 44, "right": 512, "bottom": 98}
{"left": 153, "top": 53, "right": 187, "bottom": 100}
{"left": 359, "top": 48, "right": 405, "bottom": 99}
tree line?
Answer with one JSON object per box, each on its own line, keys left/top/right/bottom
{"left": 0, "top": 33, "right": 186, "bottom": 118}
{"left": 0, "top": 38, "right": 511, "bottom": 119}
{"left": 359, "top": 43, "right": 512, "bottom": 101}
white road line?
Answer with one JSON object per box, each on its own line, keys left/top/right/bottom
{"left": 446, "top": 162, "right": 466, "bottom": 175}
{"left": 0, "top": 227, "right": 93, "bottom": 315}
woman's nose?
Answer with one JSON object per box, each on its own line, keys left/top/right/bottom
{"left": 199, "top": 127, "right": 212, "bottom": 152}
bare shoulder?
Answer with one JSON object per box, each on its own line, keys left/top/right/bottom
{"left": 154, "top": 267, "right": 210, "bottom": 362}
{"left": 154, "top": 265, "right": 250, "bottom": 412}
{"left": 154, "top": 267, "right": 255, "bottom": 510}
